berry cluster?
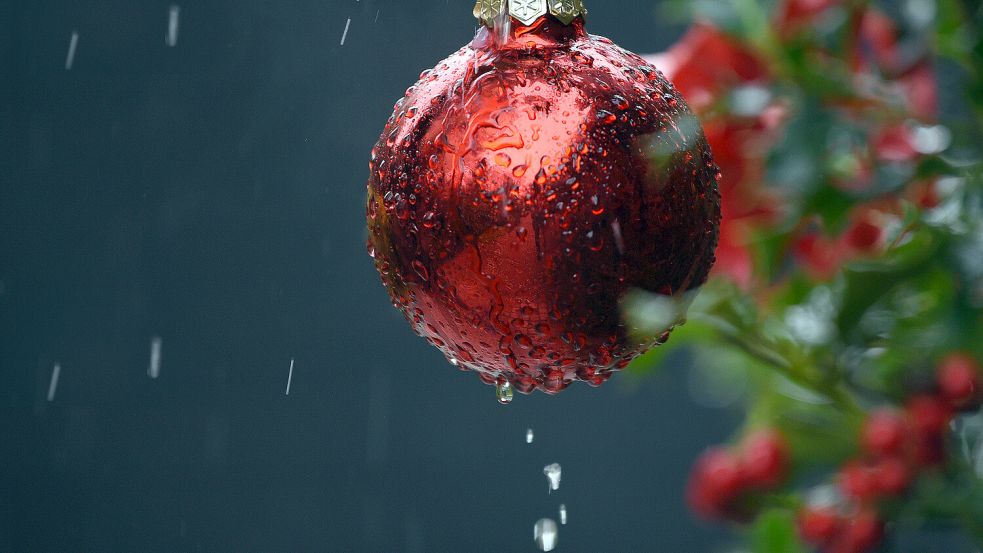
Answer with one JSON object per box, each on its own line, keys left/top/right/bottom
{"left": 686, "top": 429, "right": 790, "bottom": 521}
{"left": 796, "top": 353, "right": 981, "bottom": 553}
{"left": 794, "top": 208, "right": 890, "bottom": 281}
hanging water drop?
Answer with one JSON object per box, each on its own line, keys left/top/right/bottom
{"left": 526, "top": 428, "right": 534, "bottom": 444}
{"left": 533, "top": 518, "right": 558, "bottom": 552}
{"left": 543, "top": 463, "right": 562, "bottom": 493}
{"left": 496, "top": 380, "right": 513, "bottom": 404}
{"left": 559, "top": 504, "right": 567, "bottom": 525}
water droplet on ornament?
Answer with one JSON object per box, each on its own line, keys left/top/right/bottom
{"left": 559, "top": 504, "right": 567, "bottom": 525}
{"left": 543, "top": 463, "right": 562, "bottom": 493}
{"left": 526, "top": 428, "right": 534, "bottom": 444}
{"left": 496, "top": 380, "right": 514, "bottom": 405}
{"left": 534, "top": 518, "right": 558, "bottom": 552}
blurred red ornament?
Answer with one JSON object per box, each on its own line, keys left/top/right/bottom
{"left": 367, "top": 6, "right": 720, "bottom": 396}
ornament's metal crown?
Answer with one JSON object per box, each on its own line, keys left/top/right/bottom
{"left": 473, "top": 0, "right": 587, "bottom": 28}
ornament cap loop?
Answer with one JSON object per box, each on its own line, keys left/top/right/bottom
{"left": 474, "top": 0, "right": 587, "bottom": 28}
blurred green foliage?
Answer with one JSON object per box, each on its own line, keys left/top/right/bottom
{"left": 627, "top": 0, "right": 983, "bottom": 550}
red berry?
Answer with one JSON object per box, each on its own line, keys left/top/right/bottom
{"left": 739, "top": 429, "right": 790, "bottom": 488}
{"left": 937, "top": 353, "right": 981, "bottom": 410}
{"left": 832, "top": 510, "right": 885, "bottom": 553}
{"left": 873, "top": 123, "right": 918, "bottom": 162}
{"left": 871, "top": 456, "right": 910, "bottom": 496}
{"left": 686, "top": 447, "right": 745, "bottom": 520}
{"left": 911, "top": 179, "right": 940, "bottom": 209}
{"left": 794, "top": 233, "right": 842, "bottom": 279}
{"left": 861, "top": 409, "right": 906, "bottom": 457}
{"left": 906, "top": 394, "right": 952, "bottom": 436}
{"left": 838, "top": 461, "right": 878, "bottom": 502}
{"left": 905, "top": 395, "right": 952, "bottom": 467}
{"left": 911, "top": 432, "right": 947, "bottom": 468}
{"left": 797, "top": 507, "right": 841, "bottom": 547}
{"left": 844, "top": 216, "right": 883, "bottom": 253}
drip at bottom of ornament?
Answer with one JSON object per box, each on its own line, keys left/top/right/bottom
{"left": 436, "top": 288, "right": 696, "bottom": 402}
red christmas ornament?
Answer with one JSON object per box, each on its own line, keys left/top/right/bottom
{"left": 366, "top": 1, "right": 720, "bottom": 398}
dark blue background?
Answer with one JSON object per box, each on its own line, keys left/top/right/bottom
{"left": 0, "top": 1, "right": 746, "bottom": 551}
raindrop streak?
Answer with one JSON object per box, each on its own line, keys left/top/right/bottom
{"left": 65, "top": 31, "right": 78, "bottom": 70}
{"left": 166, "top": 5, "right": 180, "bottom": 47}
{"left": 46, "top": 363, "right": 61, "bottom": 402}
{"left": 148, "top": 336, "right": 162, "bottom": 379}
{"left": 559, "top": 504, "right": 567, "bottom": 525}
{"left": 534, "top": 518, "right": 558, "bottom": 552}
{"left": 285, "top": 358, "right": 294, "bottom": 396}
{"left": 526, "top": 428, "right": 534, "bottom": 444}
{"left": 340, "top": 18, "right": 351, "bottom": 46}
{"left": 496, "top": 380, "right": 513, "bottom": 404}
{"left": 543, "top": 463, "right": 562, "bottom": 493}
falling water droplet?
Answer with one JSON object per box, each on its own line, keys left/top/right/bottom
{"left": 526, "top": 428, "right": 534, "bottom": 444}
{"left": 148, "top": 336, "right": 162, "bottom": 379}
{"left": 165, "top": 5, "right": 180, "bottom": 47}
{"left": 65, "top": 31, "right": 78, "bottom": 70}
{"left": 340, "top": 17, "right": 351, "bottom": 46}
{"left": 47, "top": 363, "right": 61, "bottom": 402}
{"left": 496, "top": 380, "right": 513, "bottom": 404}
{"left": 285, "top": 358, "right": 294, "bottom": 396}
{"left": 559, "top": 504, "right": 567, "bottom": 525}
{"left": 533, "top": 518, "right": 558, "bottom": 552}
{"left": 543, "top": 463, "right": 562, "bottom": 493}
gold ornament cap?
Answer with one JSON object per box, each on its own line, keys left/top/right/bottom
{"left": 474, "top": 0, "right": 587, "bottom": 28}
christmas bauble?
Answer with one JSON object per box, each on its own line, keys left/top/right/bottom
{"left": 366, "top": 0, "right": 720, "bottom": 398}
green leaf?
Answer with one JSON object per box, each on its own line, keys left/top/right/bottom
{"left": 750, "top": 510, "right": 808, "bottom": 553}
{"left": 835, "top": 229, "right": 941, "bottom": 338}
